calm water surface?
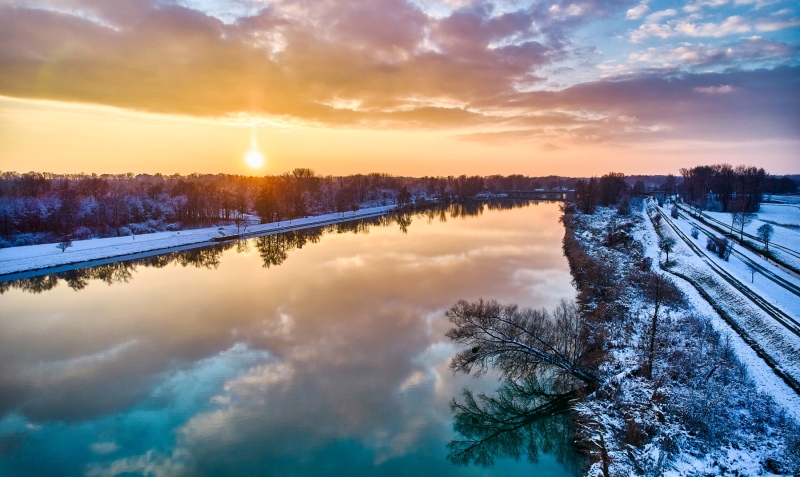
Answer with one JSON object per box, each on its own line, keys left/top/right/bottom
{"left": 0, "top": 201, "right": 583, "bottom": 476}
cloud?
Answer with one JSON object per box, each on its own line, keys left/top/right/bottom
{"left": 0, "top": 0, "right": 796, "bottom": 149}
{"left": 631, "top": 15, "right": 754, "bottom": 41}
{"left": 644, "top": 9, "right": 678, "bottom": 23}
{"left": 694, "top": 84, "right": 737, "bottom": 93}
{"left": 0, "top": 0, "right": 573, "bottom": 127}
{"left": 626, "top": 1, "right": 649, "bottom": 20}
{"left": 628, "top": 37, "right": 797, "bottom": 67}
{"left": 683, "top": 0, "right": 729, "bottom": 13}
{"left": 755, "top": 18, "right": 800, "bottom": 30}
{"left": 541, "top": 142, "right": 567, "bottom": 151}
{"left": 90, "top": 442, "right": 120, "bottom": 455}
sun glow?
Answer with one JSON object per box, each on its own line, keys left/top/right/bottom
{"left": 245, "top": 134, "right": 265, "bottom": 168}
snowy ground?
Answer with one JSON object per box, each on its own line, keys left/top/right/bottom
{"left": 693, "top": 202, "right": 800, "bottom": 272}
{"left": 0, "top": 206, "right": 395, "bottom": 276}
{"left": 645, "top": 201, "right": 800, "bottom": 414}
{"left": 568, "top": 205, "right": 799, "bottom": 477}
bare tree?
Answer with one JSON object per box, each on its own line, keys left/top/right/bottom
{"left": 57, "top": 238, "right": 73, "bottom": 252}
{"left": 446, "top": 298, "right": 599, "bottom": 389}
{"left": 639, "top": 271, "right": 683, "bottom": 380}
{"left": 731, "top": 210, "right": 754, "bottom": 242}
{"left": 756, "top": 223, "right": 774, "bottom": 253}
{"left": 746, "top": 262, "right": 758, "bottom": 283}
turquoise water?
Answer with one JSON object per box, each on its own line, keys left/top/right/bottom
{"left": 0, "top": 201, "right": 584, "bottom": 476}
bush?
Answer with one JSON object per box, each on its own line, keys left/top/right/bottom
{"left": 690, "top": 227, "right": 699, "bottom": 239}
{"left": 706, "top": 236, "right": 732, "bottom": 260}
{"left": 129, "top": 222, "right": 157, "bottom": 235}
{"left": 57, "top": 238, "right": 73, "bottom": 252}
{"left": 12, "top": 233, "right": 38, "bottom": 246}
{"left": 670, "top": 206, "right": 679, "bottom": 219}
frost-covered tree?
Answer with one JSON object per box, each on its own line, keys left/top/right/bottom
{"left": 446, "top": 298, "right": 599, "bottom": 389}
{"left": 659, "top": 236, "right": 676, "bottom": 264}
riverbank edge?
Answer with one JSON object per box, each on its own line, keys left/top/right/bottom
{"left": 0, "top": 205, "right": 396, "bottom": 279}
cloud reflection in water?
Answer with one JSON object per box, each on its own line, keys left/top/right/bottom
{"left": 0, "top": 201, "right": 579, "bottom": 476}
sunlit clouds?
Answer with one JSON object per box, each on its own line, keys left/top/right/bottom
{"left": 0, "top": 0, "right": 797, "bottom": 174}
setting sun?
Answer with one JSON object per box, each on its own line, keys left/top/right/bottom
{"left": 245, "top": 135, "right": 265, "bottom": 168}
{"left": 245, "top": 149, "right": 264, "bottom": 168}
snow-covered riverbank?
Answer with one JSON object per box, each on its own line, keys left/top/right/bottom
{"left": 0, "top": 205, "right": 395, "bottom": 277}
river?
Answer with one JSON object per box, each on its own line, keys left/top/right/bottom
{"left": 0, "top": 201, "right": 585, "bottom": 476}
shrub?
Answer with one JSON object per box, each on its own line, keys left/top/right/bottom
{"left": 706, "top": 236, "right": 732, "bottom": 260}
{"left": 690, "top": 227, "right": 699, "bottom": 239}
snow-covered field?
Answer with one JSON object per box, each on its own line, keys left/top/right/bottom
{"left": 0, "top": 206, "right": 395, "bottom": 276}
{"left": 698, "top": 202, "right": 800, "bottom": 272}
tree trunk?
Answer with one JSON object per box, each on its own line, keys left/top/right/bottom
{"left": 647, "top": 302, "right": 660, "bottom": 380}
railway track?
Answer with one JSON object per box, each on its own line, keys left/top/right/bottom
{"left": 676, "top": 203, "right": 800, "bottom": 263}
{"left": 647, "top": 204, "right": 800, "bottom": 395}
{"left": 653, "top": 206, "right": 800, "bottom": 338}
{"left": 673, "top": 209, "right": 800, "bottom": 298}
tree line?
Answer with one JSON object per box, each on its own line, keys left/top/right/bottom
{"left": 1, "top": 168, "right": 796, "bottom": 248}
{"left": 0, "top": 201, "right": 534, "bottom": 293}
{"left": 679, "top": 164, "right": 798, "bottom": 213}
{"left": 0, "top": 170, "right": 576, "bottom": 247}
{"left": 571, "top": 166, "right": 797, "bottom": 216}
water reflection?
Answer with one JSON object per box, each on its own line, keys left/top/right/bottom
{"left": 0, "top": 200, "right": 579, "bottom": 477}
{"left": 0, "top": 200, "right": 535, "bottom": 295}
{"left": 448, "top": 377, "right": 585, "bottom": 471}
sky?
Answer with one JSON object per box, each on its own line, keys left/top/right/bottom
{"left": 0, "top": 0, "right": 797, "bottom": 176}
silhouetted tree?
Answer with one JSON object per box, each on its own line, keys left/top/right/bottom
{"left": 574, "top": 178, "right": 598, "bottom": 214}
{"left": 598, "top": 172, "right": 626, "bottom": 206}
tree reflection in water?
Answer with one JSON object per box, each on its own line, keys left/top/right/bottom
{"left": 0, "top": 200, "right": 555, "bottom": 295}
{"left": 448, "top": 377, "right": 586, "bottom": 472}
{"left": 446, "top": 297, "right": 594, "bottom": 473}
